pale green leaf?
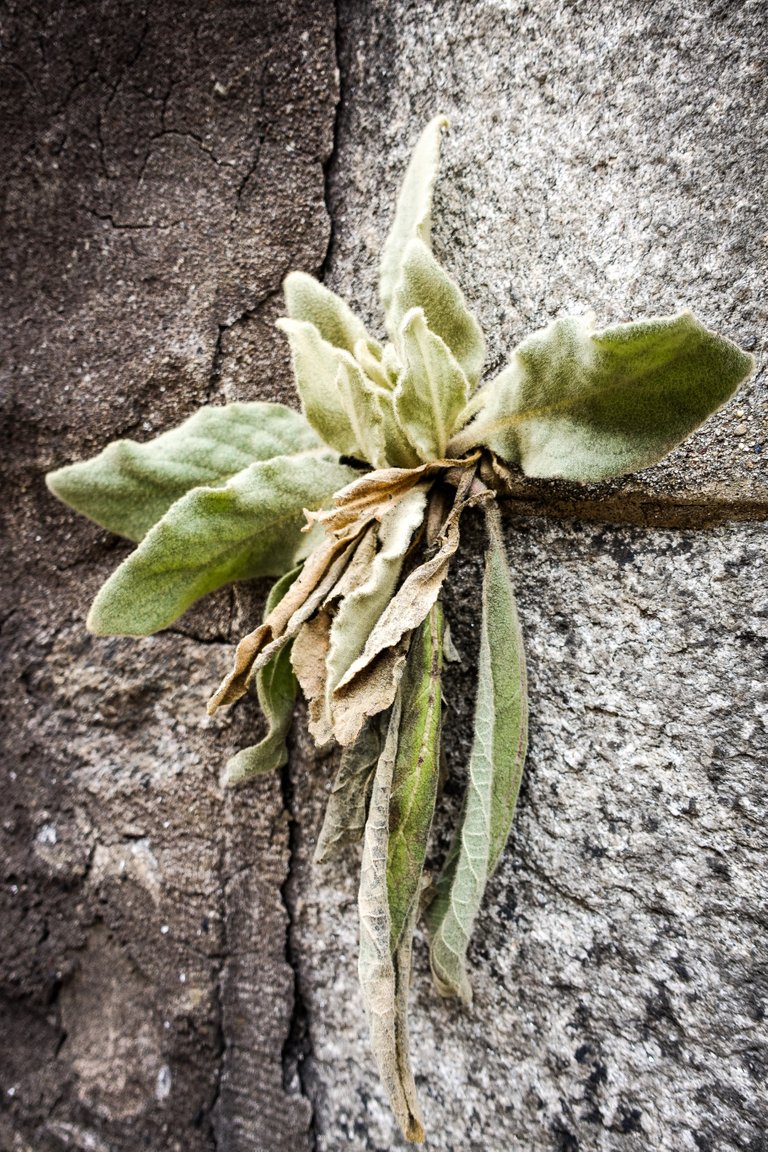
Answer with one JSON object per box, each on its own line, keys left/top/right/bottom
{"left": 225, "top": 567, "right": 301, "bottom": 786}
{"left": 427, "top": 503, "right": 527, "bottom": 1002}
{"left": 87, "top": 453, "right": 358, "bottom": 637}
{"left": 46, "top": 402, "right": 321, "bottom": 542}
{"left": 314, "top": 717, "right": 383, "bottom": 863}
{"left": 380, "top": 113, "right": 449, "bottom": 321}
{"left": 394, "top": 307, "right": 471, "bottom": 461}
{"left": 358, "top": 693, "right": 425, "bottom": 1145}
{"left": 284, "top": 270, "right": 383, "bottom": 361}
{"left": 355, "top": 338, "right": 395, "bottom": 393}
{"left": 389, "top": 238, "right": 485, "bottom": 388}
{"left": 451, "top": 311, "right": 754, "bottom": 481}
{"left": 277, "top": 317, "right": 400, "bottom": 468}
{"left": 387, "top": 602, "right": 443, "bottom": 953}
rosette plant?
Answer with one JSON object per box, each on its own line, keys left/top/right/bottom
{"left": 47, "top": 116, "right": 753, "bottom": 1142}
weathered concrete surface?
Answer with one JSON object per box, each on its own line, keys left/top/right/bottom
{"left": 287, "top": 1, "right": 767, "bottom": 1149}
{"left": 1, "top": 2, "right": 336, "bottom": 1149}
{"left": 2, "top": 2, "right": 767, "bottom": 1152}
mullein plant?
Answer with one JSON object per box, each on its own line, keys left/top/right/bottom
{"left": 47, "top": 116, "right": 753, "bottom": 1142}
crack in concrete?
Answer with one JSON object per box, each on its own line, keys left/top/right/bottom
{"left": 279, "top": 754, "right": 318, "bottom": 1152}
{"left": 271, "top": 11, "right": 348, "bottom": 1149}
{"left": 209, "top": 829, "right": 227, "bottom": 1152}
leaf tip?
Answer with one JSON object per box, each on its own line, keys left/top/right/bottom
{"left": 85, "top": 597, "right": 113, "bottom": 637}
{"left": 405, "top": 1117, "right": 427, "bottom": 1144}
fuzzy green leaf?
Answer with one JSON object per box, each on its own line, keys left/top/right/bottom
{"left": 87, "top": 453, "right": 358, "bottom": 637}
{"left": 277, "top": 317, "right": 404, "bottom": 468}
{"left": 358, "top": 693, "right": 425, "bottom": 1145}
{"left": 427, "top": 503, "right": 527, "bottom": 1002}
{"left": 380, "top": 114, "right": 449, "bottom": 321}
{"left": 452, "top": 311, "right": 754, "bottom": 481}
{"left": 389, "top": 238, "right": 485, "bottom": 388}
{"left": 387, "top": 602, "right": 443, "bottom": 953}
{"left": 284, "top": 270, "right": 382, "bottom": 362}
{"left": 395, "top": 307, "right": 471, "bottom": 461}
{"left": 46, "top": 402, "right": 322, "bottom": 542}
{"left": 225, "top": 567, "right": 301, "bottom": 786}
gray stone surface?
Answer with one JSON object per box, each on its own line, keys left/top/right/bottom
{"left": 2, "top": 1, "right": 767, "bottom": 1151}
{"left": 298, "top": 1, "right": 767, "bottom": 1148}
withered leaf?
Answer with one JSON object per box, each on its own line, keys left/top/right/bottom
{"left": 306, "top": 456, "right": 475, "bottom": 539}
{"left": 290, "top": 608, "right": 335, "bottom": 747}
{"left": 333, "top": 471, "right": 488, "bottom": 712}
{"left": 326, "top": 487, "right": 428, "bottom": 721}
{"left": 358, "top": 694, "right": 425, "bottom": 1145}
{"left": 332, "top": 637, "right": 412, "bottom": 748}
{"left": 208, "top": 532, "right": 358, "bottom": 714}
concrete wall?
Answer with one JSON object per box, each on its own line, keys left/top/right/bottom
{"left": 2, "top": 2, "right": 766, "bottom": 1149}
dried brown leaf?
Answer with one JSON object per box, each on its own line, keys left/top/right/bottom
{"left": 333, "top": 472, "right": 488, "bottom": 714}
{"left": 332, "top": 636, "right": 411, "bottom": 748}
{"left": 291, "top": 610, "right": 335, "bottom": 746}
{"left": 208, "top": 533, "right": 357, "bottom": 713}
{"left": 306, "top": 456, "right": 475, "bottom": 538}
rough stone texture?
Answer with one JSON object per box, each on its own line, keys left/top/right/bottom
{"left": 2, "top": 2, "right": 767, "bottom": 1152}
{"left": 294, "top": 1, "right": 766, "bottom": 1149}
{"left": 1, "top": 2, "right": 336, "bottom": 1149}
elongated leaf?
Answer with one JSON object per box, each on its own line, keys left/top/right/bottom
{"left": 389, "top": 238, "right": 485, "bottom": 388}
{"left": 427, "top": 502, "right": 527, "bottom": 1002}
{"left": 388, "top": 602, "right": 443, "bottom": 952}
{"left": 277, "top": 317, "right": 372, "bottom": 462}
{"left": 451, "top": 311, "right": 754, "bottom": 481}
{"left": 224, "top": 567, "right": 301, "bottom": 786}
{"left": 291, "top": 608, "right": 335, "bottom": 746}
{"left": 355, "top": 337, "right": 396, "bottom": 394}
{"left": 395, "top": 307, "right": 471, "bottom": 461}
{"left": 277, "top": 317, "right": 403, "bottom": 469}
{"left": 335, "top": 356, "right": 391, "bottom": 469}
{"left": 314, "top": 718, "right": 383, "bottom": 863}
{"left": 380, "top": 114, "right": 449, "bottom": 320}
{"left": 358, "top": 693, "right": 425, "bottom": 1145}
{"left": 87, "top": 453, "right": 357, "bottom": 637}
{"left": 46, "top": 402, "right": 322, "bottom": 542}
{"left": 284, "top": 270, "right": 381, "bottom": 359}
{"left": 326, "top": 488, "right": 428, "bottom": 716}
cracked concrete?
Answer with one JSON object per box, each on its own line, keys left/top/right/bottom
{"left": 2, "top": 2, "right": 336, "bottom": 1149}
{"left": 2, "top": 1, "right": 767, "bottom": 1150}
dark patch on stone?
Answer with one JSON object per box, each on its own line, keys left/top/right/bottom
{"left": 551, "top": 1117, "right": 580, "bottom": 1151}
{"left": 705, "top": 855, "right": 731, "bottom": 882}
{"left": 618, "top": 1106, "right": 643, "bottom": 1134}
{"left": 1, "top": 0, "right": 338, "bottom": 1148}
